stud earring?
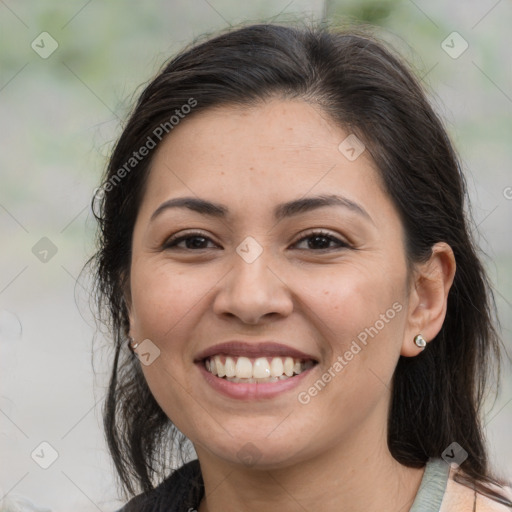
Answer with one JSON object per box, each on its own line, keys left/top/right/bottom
{"left": 414, "top": 334, "right": 427, "bottom": 349}
{"left": 128, "top": 336, "right": 139, "bottom": 351}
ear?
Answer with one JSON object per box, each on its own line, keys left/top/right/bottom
{"left": 401, "top": 242, "right": 456, "bottom": 357}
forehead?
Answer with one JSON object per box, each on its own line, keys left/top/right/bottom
{"left": 138, "top": 98, "right": 393, "bottom": 224}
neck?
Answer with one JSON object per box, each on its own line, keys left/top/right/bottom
{"left": 196, "top": 415, "right": 425, "bottom": 512}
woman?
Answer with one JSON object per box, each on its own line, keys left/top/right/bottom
{"left": 90, "top": 23, "right": 512, "bottom": 511}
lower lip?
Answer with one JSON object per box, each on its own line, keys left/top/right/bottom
{"left": 196, "top": 362, "right": 316, "bottom": 400}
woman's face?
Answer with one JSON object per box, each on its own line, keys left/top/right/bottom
{"left": 128, "top": 98, "right": 417, "bottom": 469}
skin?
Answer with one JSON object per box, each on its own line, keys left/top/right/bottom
{"left": 127, "top": 98, "right": 456, "bottom": 512}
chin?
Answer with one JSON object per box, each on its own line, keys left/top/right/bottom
{"left": 194, "top": 428, "right": 310, "bottom": 470}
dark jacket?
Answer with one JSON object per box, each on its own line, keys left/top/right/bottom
{"left": 119, "top": 460, "right": 204, "bottom": 512}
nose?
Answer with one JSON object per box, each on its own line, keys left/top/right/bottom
{"left": 212, "top": 249, "right": 294, "bottom": 325}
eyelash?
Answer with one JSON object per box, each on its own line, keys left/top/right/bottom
{"left": 162, "top": 230, "right": 350, "bottom": 252}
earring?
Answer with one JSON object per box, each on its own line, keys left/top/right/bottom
{"left": 414, "top": 334, "right": 427, "bottom": 349}
{"left": 128, "top": 336, "right": 139, "bottom": 351}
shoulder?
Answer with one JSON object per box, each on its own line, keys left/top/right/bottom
{"left": 440, "top": 466, "right": 512, "bottom": 512}
{"left": 118, "top": 459, "right": 203, "bottom": 512}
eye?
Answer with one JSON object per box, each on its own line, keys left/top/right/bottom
{"left": 162, "top": 230, "right": 349, "bottom": 251}
{"left": 162, "top": 231, "right": 219, "bottom": 250}
{"left": 292, "top": 230, "right": 350, "bottom": 251}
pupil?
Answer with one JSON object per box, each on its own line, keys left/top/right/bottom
{"left": 188, "top": 237, "right": 206, "bottom": 248}
{"left": 309, "top": 236, "right": 330, "bottom": 249}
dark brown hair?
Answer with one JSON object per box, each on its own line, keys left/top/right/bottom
{"left": 89, "top": 22, "right": 511, "bottom": 504}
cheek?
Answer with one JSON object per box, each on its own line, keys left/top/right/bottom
{"left": 292, "top": 272, "right": 405, "bottom": 435}
{"left": 129, "top": 261, "right": 207, "bottom": 340}
{"left": 304, "top": 266, "right": 402, "bottom": 333}
{"left": 298, "top": 265, "right": 406, "bottom": 380}
{"left": 129, "top": 263, "right": 214, "bottom": 433}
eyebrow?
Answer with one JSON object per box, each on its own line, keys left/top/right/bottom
{"left": 150, "top": 194, "right": 374, "bottom": 225}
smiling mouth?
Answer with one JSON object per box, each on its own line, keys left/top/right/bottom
{"left": 204, "top": 355, "right": 317, "bottom": 383}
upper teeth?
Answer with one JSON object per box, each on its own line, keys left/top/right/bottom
{"left": 205, "top": 355, "right": 314, "bottom": 381}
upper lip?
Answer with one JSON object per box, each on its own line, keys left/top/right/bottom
{"left": 194, "top": 341, "right": 318, "bottom": 362}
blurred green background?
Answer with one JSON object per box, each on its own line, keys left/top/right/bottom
{"left": 1, "top": 0, "right": 511, "bottom": 510}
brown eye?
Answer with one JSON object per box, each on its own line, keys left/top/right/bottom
{"left": 163, "top": 232, "right": 219, "bottom": 250}
{"left": 293, "top": 231, "right": 349, "bottom": 251}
